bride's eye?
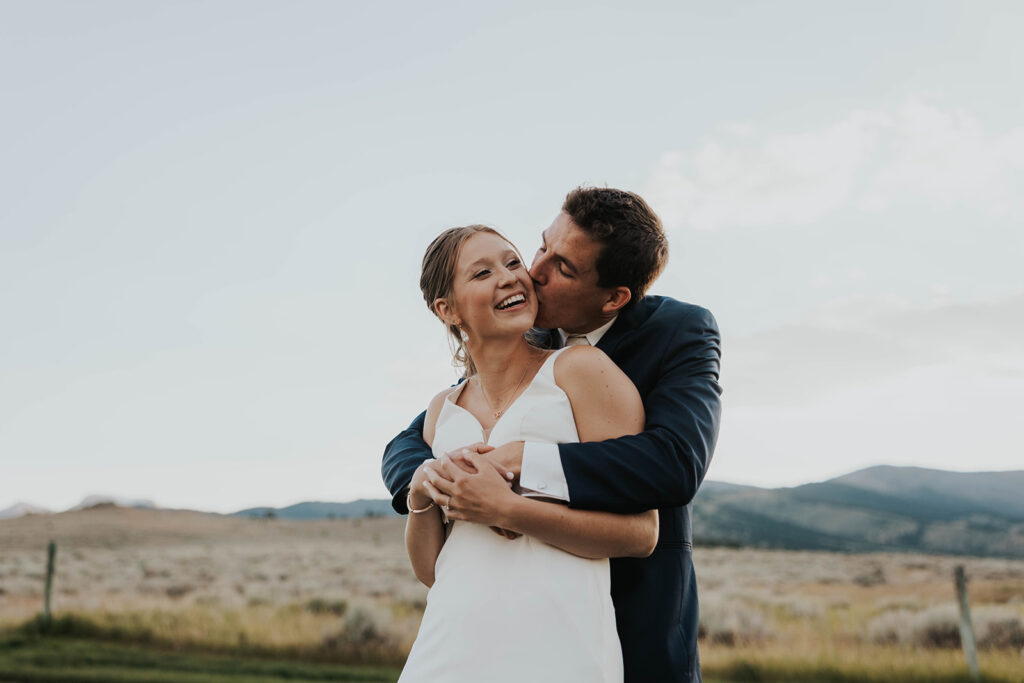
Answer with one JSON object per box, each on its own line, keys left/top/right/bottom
{"left": 473, "top": 269, "right": 490, "bottom": 279}
{"left": 507, "top": 259, "right": 521, "bottom": 268}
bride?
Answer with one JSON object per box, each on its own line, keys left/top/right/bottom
{"left": 397, "top": 225, "right": 657, "bottom": 682}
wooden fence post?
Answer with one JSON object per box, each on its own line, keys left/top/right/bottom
{"left": 954, "top": 564, "right": 980, "bottom": 682}
{"left": 43, "top": 540, "right": 56, "bottom": 628}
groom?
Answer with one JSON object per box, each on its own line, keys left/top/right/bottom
{"left": 382, "top": 186, "right": 722, "bottom": 682}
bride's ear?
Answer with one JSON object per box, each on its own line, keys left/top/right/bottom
{"left": 434, "top": 298, "right": 459, "bottom": 326}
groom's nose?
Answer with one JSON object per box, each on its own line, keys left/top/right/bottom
{"left": 529, "top": 254, "right": 547, "bottom": 285}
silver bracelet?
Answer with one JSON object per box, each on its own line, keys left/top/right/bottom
{"left": 407, "top": 489, "right": 436, "bottom": 514}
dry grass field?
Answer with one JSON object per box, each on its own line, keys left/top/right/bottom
{"left": 2, "top": 506, "right": 1023, "bottom": 681}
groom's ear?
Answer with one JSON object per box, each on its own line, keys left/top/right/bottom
{"left": 601, "top": 286, "right": 631, "bottom": 315}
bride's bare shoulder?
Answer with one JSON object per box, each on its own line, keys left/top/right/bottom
{"left": 553, "top": 346, "right": 643, "bottom": 440}
{"left": 552, "top": 345, "right": 618, "bottom": 387}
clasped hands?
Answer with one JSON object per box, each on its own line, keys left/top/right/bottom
{"left": 410, "top": 441, "right": 525, "bottom": 539}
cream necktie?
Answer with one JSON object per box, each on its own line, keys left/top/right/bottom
{"left": 564, "top": 334, "right": 590, "bottom": 347}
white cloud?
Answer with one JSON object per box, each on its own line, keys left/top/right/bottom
{"left": 646, "top": 100, "right": 1024, "bottom": 230}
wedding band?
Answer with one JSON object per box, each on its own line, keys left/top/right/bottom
{"left": 443, "top": 504, "right": 451, "bottom": 511}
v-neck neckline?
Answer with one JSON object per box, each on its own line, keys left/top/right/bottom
{"left": 445, "top": 350, "right": 557, "bottom": 443}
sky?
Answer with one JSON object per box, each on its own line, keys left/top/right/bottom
{"left": 1, "top": 1, "right": 1022, "bottom": 513}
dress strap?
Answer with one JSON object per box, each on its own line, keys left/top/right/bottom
{"left": 535, "top": 347, "right": 570, "bottom": 384}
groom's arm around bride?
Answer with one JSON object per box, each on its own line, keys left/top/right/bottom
{"left": 382, "top": 187, "right": 722, "bottom": 683}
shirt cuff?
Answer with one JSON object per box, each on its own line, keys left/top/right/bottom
{"left": 519, "top": 442, "right": 570, "bottom": 502}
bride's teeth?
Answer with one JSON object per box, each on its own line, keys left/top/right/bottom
{"left": 497, "top": 294, "right": 525, "bottom": 310}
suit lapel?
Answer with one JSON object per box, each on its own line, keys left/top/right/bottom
{"left": 593, "top": 307, "right": 630, "bottom": 358}
{"left": 596, "top": 300, "right": 645, "bottom": 359}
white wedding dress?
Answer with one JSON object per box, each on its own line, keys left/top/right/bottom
{"left": 399, "top": 348, "right": 622, "bottom": 682}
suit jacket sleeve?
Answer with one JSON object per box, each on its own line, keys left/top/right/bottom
{"left": 381, "top": 411, "right": 430, "bottom": 514}
{"left": 558, "top": 306, "right": 722, "bottom": 513}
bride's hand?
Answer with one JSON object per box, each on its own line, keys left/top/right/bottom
{"left": 422, "top": 450, "right": 518, "bottom": 528}
{"left": 408, "top": 461, "right": 439, "bottom": 511}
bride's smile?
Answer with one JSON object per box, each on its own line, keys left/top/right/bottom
{"left": 440, "top": 231, "right": 537, "bottom": 342}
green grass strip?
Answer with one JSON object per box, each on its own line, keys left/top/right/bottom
{"left": 0, "top": 637, "right": 399, "bottom": 683}
{"left": 705, "top": 659, "right": 1017, "bottom": 683}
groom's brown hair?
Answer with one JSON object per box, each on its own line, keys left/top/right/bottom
{"left": 562, "top": 187, "right": 668, "bottom": 307}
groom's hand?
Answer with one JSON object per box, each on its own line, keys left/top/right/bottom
{"left": 440, "top": 443, "right": 516, "bottom": 482}
{"left": 482, "top": 441, "right": 524, "bottom": 483}
{"left": 431, "top": 444, "right": 492, "bottom": 479}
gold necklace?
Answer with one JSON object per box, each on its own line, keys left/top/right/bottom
{"left": 477, "top": 357, "right": 535, "bottom": 420}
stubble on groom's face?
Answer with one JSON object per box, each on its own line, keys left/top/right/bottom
{"left": 529, "top": 213, "right": 610, "bottom": 334}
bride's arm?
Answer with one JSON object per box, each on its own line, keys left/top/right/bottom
{"left": 497, "top": 496, "right": 657, "bottom": 559}
{"left": 432, "top": 348, "right": 658, "bottom": 559}
{"left": 404, "top": 391, "right": 448, "bottom": 587}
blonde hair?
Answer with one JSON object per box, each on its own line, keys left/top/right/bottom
{"left": 420, "top": 225, "right": 517, "bottom": 377}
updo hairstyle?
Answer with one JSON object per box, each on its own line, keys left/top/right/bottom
{"left": 420, "top": 225, "right": 517, "bottom": 377}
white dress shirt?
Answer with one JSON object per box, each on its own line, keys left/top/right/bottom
{"left": 519, "top": 315, "right": 618, "bottom": 501}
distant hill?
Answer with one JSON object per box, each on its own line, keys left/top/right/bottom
{"left": 0, "top": 496, "right": 156, "bottom": 520}
{"left": 692, "top": 466, "right": 1024, "bottom": 558}
{"left": 6, "top": 467, "right": 1022, "bottom": 557}
{"left": 0, "top": 502, "right": 52, "bottom": 519}
{"left": 832, "top": 466, "right": 1024, "bottom": 518}
{"left": 699, "top": 480, "right": 760, "bottom": 495}
{"left": 225, "top": 467, "right": 1024, "bottom": 558}
{"left": 73, "top": 494, "right": 157, "bottom": 511}
{"left": 233, "top": 499, "right": 398, "bottom": 520}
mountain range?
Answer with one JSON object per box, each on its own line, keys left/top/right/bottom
{"left": 691, "top": 466, "right": 1024, "bottom": 558}
{"left": 5, "top": 467, "right": 1023, "bottom": 557}
{"left": 0, "top": 502, "right": 52, "bottom": 520}
{"left": 234, "top": 499, "right": 396, "bottom": 520}
{"left": 0, "top": 495, "right": 156, "bottom": 520}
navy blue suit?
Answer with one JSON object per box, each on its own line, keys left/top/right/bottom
{"left": 382, "top": 295, "right": 722, "bottom": 682}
